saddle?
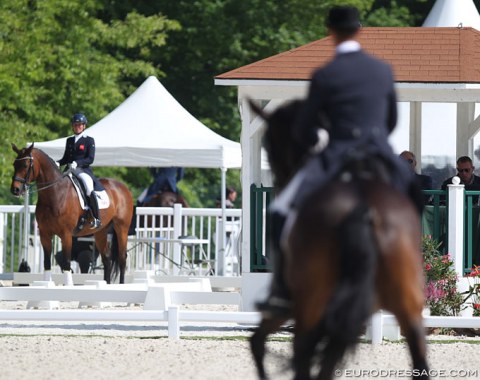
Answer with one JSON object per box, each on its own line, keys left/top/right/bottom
{"left": 338, "top": 152, "right": 392, "bottom": 185}
{"left": 70, "top": 171, "right": 89, "bottom": 207}
{"left": 68, "top": 170, "right": 110, "bottom": 232}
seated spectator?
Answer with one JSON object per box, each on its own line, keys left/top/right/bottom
{"left": 216, "top": 186, "right": 238, "bottom": 209}
{"left": 441, "top": 156, "right": 480, "bottom": 204}
{"left": 225, "top": 187, "right": 237, "bottom": 209}
{"left": 399, "top": 150, "right": 433, "bottom": 204}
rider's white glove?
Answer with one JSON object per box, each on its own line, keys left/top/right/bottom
{"left": 55, "top": 161, "right": 60, "bottom": 168}
{"left": 309, "top": 129, "right": 329, "bottom": 154}
{"left": 69, "top": 161, "right": 77, "bottom": 170}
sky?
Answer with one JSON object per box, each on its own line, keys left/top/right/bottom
{"left": 389, "top": 103, "right": 456, "bottom": 158}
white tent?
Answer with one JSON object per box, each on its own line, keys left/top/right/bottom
{"left": 34, "top": 76, "right": 254, "bottom": 275}
{"left": 423, "top": 0, "right": 480, "bottom": 29}
{"left": 35, "top": 76, "right": 243, "bottom": 169}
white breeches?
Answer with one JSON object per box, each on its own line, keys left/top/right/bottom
{"left": 78, "top": 172, "right": 94, "bottom": 196}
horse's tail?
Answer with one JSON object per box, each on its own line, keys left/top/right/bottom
{"left": 323, "top": 200, "right": 378, "bottom": 345}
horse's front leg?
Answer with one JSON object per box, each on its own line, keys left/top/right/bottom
{"left": 39, "top": 232, "right": 54, "bottom": 282}
{"left": 58, "top": 234, "right": 74, "bottom": 286}
{"left": 250, "top": 316, "right": 289, "bottom": 379}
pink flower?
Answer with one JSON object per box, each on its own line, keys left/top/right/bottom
{"left": 425, "top": 263, "right": 432, "bottom": 271}
{"left": 441, "top": 255, "right": 451, "bottom": 264}
{"left": 425, "top": 281, "right": 447, "bottom": 301}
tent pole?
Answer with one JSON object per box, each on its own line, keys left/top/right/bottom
{"left": 218, "top": 167, "right": 227, "bottom": 276}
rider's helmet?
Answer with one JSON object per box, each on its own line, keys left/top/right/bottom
{"left": 71, "top": 113, "right": 88, "bottom": 125}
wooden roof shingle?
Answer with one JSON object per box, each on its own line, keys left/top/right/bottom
{"left": 215, "top": 27, "right": 480, "bottom": 83}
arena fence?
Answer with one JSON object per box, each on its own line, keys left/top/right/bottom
{"left": 0, "top": 204, "right": 242, "bottom": 278}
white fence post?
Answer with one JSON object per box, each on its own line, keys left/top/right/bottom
{"left": 0, "top": 213, "right": 4, "bottom": 274}
{"left": 447, "top": 177, "right": 464, "bottom": 277}
{"left": 172, "top": 204, "right": 183, "bottom": 275}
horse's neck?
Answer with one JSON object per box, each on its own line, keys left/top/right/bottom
{"left": 35, "top": 153, "right": 68, "bottom": 205}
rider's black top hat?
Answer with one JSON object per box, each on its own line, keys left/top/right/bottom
{"left": 326, "top": 6, "right": 361, "bottom": 31}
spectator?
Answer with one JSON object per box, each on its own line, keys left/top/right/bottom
{"left": 441, "top": 156, "right": 480, "bottom": 204}
{"left": 399, "top": 150, "right": 433, "bottom": 204}
{"left": 225, "top": 187, "right": 237, "bottom": 208}
{"left": 216, "top": 186, "right": 238, "bottom": 208}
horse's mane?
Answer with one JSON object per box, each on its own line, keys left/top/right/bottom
{"left": 32, "top": 147, "right": 61, "bottom": 172}
{"left": 262, "top": 100, "right": 308, "bottom": 189}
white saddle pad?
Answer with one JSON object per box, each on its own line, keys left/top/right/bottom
{"left": 68, "top": 174, "right": 110, "bottom": 210}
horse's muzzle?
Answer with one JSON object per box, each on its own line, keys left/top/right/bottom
{"left": 11, "top": 186, "right": 22, "bottom": 197}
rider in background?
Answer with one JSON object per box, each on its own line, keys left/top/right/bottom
{"left": 57, "top": 113, "right": 101, "bottom": 229}
{"left": 141, "top": 167, "right": 184, "bottom": 205}
{"left": 257, "top": 5, "right": 422, "bottom": 318}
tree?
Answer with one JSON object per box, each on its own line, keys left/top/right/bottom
{"left": 0, "top": 0, "right": 179, "bottom": 203}
{"left": 0, "top": 0, "right": 439, "bottom": 206}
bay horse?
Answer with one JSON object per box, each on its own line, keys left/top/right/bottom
{"left": 141, "top": 190, "right": 189, "bottom": 208}
{"left": 137, "top": 190, "right": 189, "bottom": 229}
{"left": 249, "top": 101, "right": 429, "bottom": 379}
{"left": 11, "top": 143, "right": 134, "bottom": 285}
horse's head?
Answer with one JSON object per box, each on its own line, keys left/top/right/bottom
{"left": 250, "top": 100, "right": 308, "bottom": 190}
{"left": 11, "top": 143, "right": 36, "bottom": 197}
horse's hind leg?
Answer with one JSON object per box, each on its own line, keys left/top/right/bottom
{"left": 403, "top": 319, "right": 429, "bottom": 379}
{"left": 316, "top": 339, "right": 348, "bottom": 380}
{"left": 379, "top": 239, "right": 429, "bottom": 379}
{"left": 112, "top": 224, "right": 130, "bottom": 284}
{"left": 292, "top": 329, "right": 319, "bottom": 380}
{"left": 94, "top": 231, "right": 111, "bottom": 283}
{"left": 250, "top": 316, "right": 288, "bottom": 380}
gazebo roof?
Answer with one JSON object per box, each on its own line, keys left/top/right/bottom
{"left": 216, "top": 27, "right": 480, "bottom": 83}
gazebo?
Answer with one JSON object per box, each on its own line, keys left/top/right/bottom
{"left": 215, "top": 26, "right": 480, "bottom": 295}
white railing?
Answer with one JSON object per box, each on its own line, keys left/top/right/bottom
{"left": 0, "top": 204, "right": 242, "bottom": 278}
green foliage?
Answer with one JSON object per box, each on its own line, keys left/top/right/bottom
{"left": 0, "top": 0, "right": 178, "bottom": 199}
{"left": 422, "top": 236, "right": 464, "bottom": 316}
{"left": 367, "top": 1, "right": 413, "bottom": 26}
{"left": 0, "top": 1, "right": 439, "bottom": 206}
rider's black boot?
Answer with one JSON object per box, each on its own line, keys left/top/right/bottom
{"left": 89, "top": 191, "right": 102, "bottom": 229}
{"left": 255, "top": 212, "right": 291, "bottom": 318}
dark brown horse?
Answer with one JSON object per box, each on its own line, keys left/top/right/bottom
{"left": 142, "top": 191, "right": 189, "bottom": 208}
{"left": 137, "top": 190, "right": 189, "bottom": 230}
{"left": 11, "top": 143, "right": 134, "bottom": 284}
{"left": 249, "top": 101, "right": 428, "bottom": 379}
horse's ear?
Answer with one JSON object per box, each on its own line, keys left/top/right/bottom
{"left": 11, "top": 143, "right": 20, "bottom": 154}
{"left": 248, "top": 99, "right": 267, "bottom": 120}
{"left": 26, "top": 143, "right": 34, "bottom": 155}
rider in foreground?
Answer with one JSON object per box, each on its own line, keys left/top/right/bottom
{"left": 256, "top": 5, "right": 423, "bottom": 318}
{"left": 57, "top": 113, "right": 102, "bottom": 229}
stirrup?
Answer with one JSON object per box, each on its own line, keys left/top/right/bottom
{"left": 90, "top": 219, "right": 101, "bottom": 229}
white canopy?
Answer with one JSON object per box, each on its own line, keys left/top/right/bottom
{"left": 35, "top": 76, "right": 243, "bottom": 169}
{"left": 423, "top": 0, "right": 480, "bottom": 29}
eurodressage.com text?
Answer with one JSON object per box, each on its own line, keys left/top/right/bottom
{"left": 334, "top": 368, "right": 478, "bottom": 378}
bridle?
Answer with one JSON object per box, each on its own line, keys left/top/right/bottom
{"left": 12, "top": 155, "right": 35, "bottom": 192}
{"left": 13, "top": 154, "right": 67, "bottom": 193}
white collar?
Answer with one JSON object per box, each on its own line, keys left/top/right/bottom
{"left": 336, "top": 40, "right": 361, "bottom": 54}
{"left": 74, "top": 133, "right": 86, "bottom": 143}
